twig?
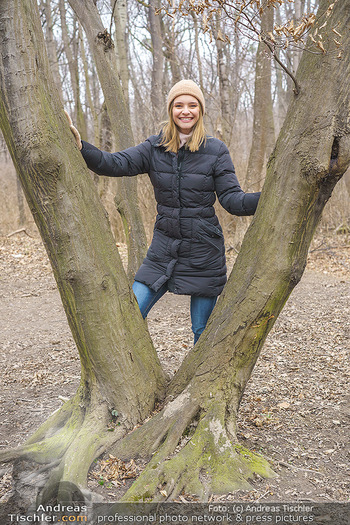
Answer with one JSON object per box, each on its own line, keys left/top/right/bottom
{"left": 276, "top": 459, "right": 326, "bottom": 475}
{"left": 110, "top": 0, "right": 118, "bottom": 36}
{"left": 254, "top": 490, "right": 271, "bottom": 502}
{"left": 58, "top": 395, "right": 70, "bottom": 403}
{"left": 263, "top": 38, "right": 301, "bottom": 96}
{"left": 310, "top": 241, "right": 327, "bottom": 253}
{"left": 7, "top": 228, "right": 33, "bottom": 238}
{"left": 227, "top": 245, "right": 239, "bottom": 254}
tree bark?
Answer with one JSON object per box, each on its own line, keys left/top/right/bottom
{"left": 112, "top": 0, "right": 130, "bottom": 104}
{"left": 292, "top": 0, "right": 302, "bottom": 74}
{"left": 41, "top": 0, "right": 64, "bottom": 102}
{"left": 79, "top": 22, "right": 100, "bottom": 145}
{"left": 15, "top": 174, "right": 26, "bottom": 226}
{"left": 1, "top": 0, "right": 349, "bottom": 504}
{"left": 191, "top": 12, "right": 204, "bottom": 92}
{"left": 164, "top": 17, "right": 181, "bottom": 85}
{"left": 98, "top": 102, "right": 126, "bottom": 242}
{"left": 0, "top": 0, "right": 165, "bottom": 502}
{"left": 214, "top": 13, "right": 232, "bottom": 145}
{"left": 67, "top": 0, "right": 148, "bottom": 280}
{"left": 148, "top": 0, "right": 165, "bottom": 126}
{"left": 245, "top": 6, "right": 275, "bottom": 192}
{"left": 59, "top": 0, "right": 88, "bottom": 141}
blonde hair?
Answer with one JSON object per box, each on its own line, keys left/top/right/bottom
{"left": 160, "top": 101, "right": 206, "bottom": 153}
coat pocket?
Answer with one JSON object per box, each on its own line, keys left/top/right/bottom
{"left": 189, "top": 219, "right": 224, "bottom": 269}
{"left": 198, "top": 218, "right": 224, "bottom": 239}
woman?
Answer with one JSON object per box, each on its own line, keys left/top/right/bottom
{"left": 67, "top": 80, "right": 260, "bottom": 344}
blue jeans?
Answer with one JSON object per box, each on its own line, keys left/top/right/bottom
{"left": 132, "top": 281, "right": 217, "bottom": 344}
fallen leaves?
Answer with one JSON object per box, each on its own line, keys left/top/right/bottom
{"left": 90, "top": 456, "right": 139, "bottom": 486}
{"left": 0, "top": 231, "right": 349, "bottom": 504}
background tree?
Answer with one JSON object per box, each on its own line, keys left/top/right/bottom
{"left": 245, "top": 6, "right": 275, "bottom": 192}
{"left": 212, "top": 11, "right": 233, "bottom": 145}
{"left": 67, "top": 0, "right": 148, "bottom": 279}
{"left": 0, "top": 0, "right": 349, "bottom": 505}
{"left": 40, "top": 0, "right": 63, "bottom": 101}
{"left": 112, "top": 0, "right": 130, "bottom": 103}
{"left": 148, "top": 0, "right": 166, "bottom": 126}
{"left": 59, "top": 0, "right": 88, "bottom": 140}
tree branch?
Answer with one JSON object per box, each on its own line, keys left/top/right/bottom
{"left": 263, "top": 37, "right": 301, "bottom": 96}
{"left": 110, "top": 0, "right": 118, "bottom": 36}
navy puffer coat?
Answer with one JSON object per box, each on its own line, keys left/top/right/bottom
{"left": 81, "top": 133, "right": 260, "bottom": 297}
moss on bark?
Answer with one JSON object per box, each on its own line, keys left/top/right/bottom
{"left": 121, "top": 401, "right": 275, "bottom": 502}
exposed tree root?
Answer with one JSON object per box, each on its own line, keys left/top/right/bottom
{"left": 0, "top": 387, "right": 129, "bottom": 504}
{"left": 118, "top": 399, "right": 275, "bottom": 502}
{"left": 0, "top": 400, "right": 78, "bottom": 465}
{"left": 111, "top": 390, "right": 199, "bottom": 460}
{"left": 25, "top": 396, "right": 76, "bottom": 445}
{"left": 37, "top": 403, "right": 126, "bottom": 504}
{"left": 1, "top": 378, "right": 276, "bottom": 505}
{"left": 0, "top": 361, "right": 275, "bottom": 505}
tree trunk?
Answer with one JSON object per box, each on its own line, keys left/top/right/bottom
{"left": 112, "top": 0, "right": 130, "bottom": 104}
{"left": 274, "top": 5, "right": 292, "bottom": 132}
{"left": 98, "top": 102, "right": 126, "bottom": 242}
{"left": 245, "top": 6, "right": 275, "bottom": 192}
{"left": 59, "top": 0, "right": 88, "bottom": 141}
{"left": 191, "top": 12, "right": 204, "bottom": 92}
{"left": 164, "top": 17, "right": 181, "bottom": 85}
{"left": 344, "top": 168, "right": 350, "bottom": 198}
{"left": 292, "top": 0, "right": 302, "bottom": 74}
{"left": 1, "top": 0, "right": 350, "bottom": 505}
{"left": 67, "top": 0, "right": 148, "bottom": 280}
{"left": 214, "top": 13, "right": 232, "bottom": 145}
{"left": 79, "top": 22, "right": 100, "bottom": 145}
{"left": 0, "top": 0, "right": 165, "bottom": 503}
{"left": 148, "top": 0, "right": 165, "bottom": 126}
{"left": 41, "top": 0, "right": 63, "bottom": 101}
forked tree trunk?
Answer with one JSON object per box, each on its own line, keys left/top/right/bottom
{"left": 0, "top": 0, "right": 349, "bottom": 505}
{"left": 112, "top": 0, "right": 350, "bottom": 500}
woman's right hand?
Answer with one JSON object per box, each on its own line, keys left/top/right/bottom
{"left": 64, "top": 110, "right": 82, "bottom": 150}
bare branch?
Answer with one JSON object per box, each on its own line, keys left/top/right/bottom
{"left": 110, "top": 0, "right": 118, "bottom": 36}
{"left": 263, "top": 37, "right": 301, "bottom": 95}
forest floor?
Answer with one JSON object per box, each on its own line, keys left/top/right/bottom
{"left": 0, "top": 230, "right": 349, "bottom": 505}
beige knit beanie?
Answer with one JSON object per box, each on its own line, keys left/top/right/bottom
{"left": 167, "top": 79, "right": 205, "bottom": 115}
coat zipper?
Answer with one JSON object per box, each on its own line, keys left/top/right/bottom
{"left": 177, "top": 148, "right": 185, "bottom": 208}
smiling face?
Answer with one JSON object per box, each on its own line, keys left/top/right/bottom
{"left": 172, "top": 95, "right": 200, "bottom": 134}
